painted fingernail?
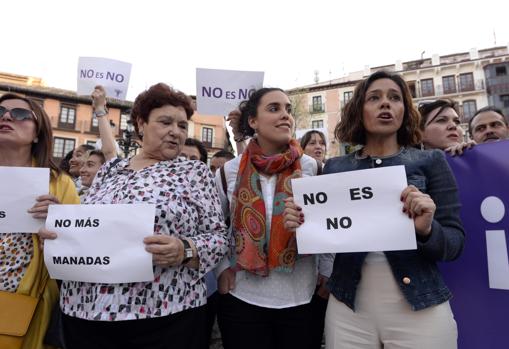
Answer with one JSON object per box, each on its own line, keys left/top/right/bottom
{"left": 299, "top": 213, "right": 304, "bottom": 217}
{"left": 300, "top": 218, "right": 305, "bottom": 223}
{"left": 297, "top": 207, "right": 302, "bottom": 211}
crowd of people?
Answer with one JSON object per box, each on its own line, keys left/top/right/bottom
{"left": 0, "top": 70, "right": 508, "bottom": 349}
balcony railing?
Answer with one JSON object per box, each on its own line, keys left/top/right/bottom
{"left": 486, "top": 76, "right": 509, "bottom": 94}
{"left": 57, "top": 121, "right": 76, "bottom": 130}
{"left": 309, "top": 103, "right": 325, "bottom": 114}
{"left": 416, "top": 79, "right": 485, "bottom": 98}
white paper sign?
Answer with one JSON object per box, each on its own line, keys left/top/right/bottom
{"left": 0, "top": 167, "right": 49, "bottom": 233}
{"left": 196, "top": 68, "right": 264, "bottom": 116}
{"left": 44, "top": 204, "right": 156, "bottom": 283}
{"left": 292, "top": 166, "right": 417, "bottom": 254}
{"left": 77, "top": 57, "right": 132, "bottom": 100}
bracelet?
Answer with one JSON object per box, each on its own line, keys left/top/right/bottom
{"left": 93, "top": 108, "right": 108, "bottom": 118}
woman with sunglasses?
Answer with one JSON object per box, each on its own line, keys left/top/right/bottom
{"left": 418, "top": 99, "right": 475, "bottom": 154}
{"left": 0, "top": 94, "right": 80, "bottom": 349}
{"left": 284, "top": 71, "right": 464, "bottom": 348}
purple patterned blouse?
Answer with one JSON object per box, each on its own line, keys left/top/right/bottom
{"left": 60, "top": 157, "right": 228, "bottom": 321}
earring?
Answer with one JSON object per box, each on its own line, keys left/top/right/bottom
{"left": 33, "top": 137, "right": 39, "bottom": 144}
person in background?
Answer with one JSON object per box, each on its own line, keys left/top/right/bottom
{"left": 299, "top": 128, "right": 330, "bottom": 348}
{"left": 179, "top": 138, "right": 223, "bottom": 349}
{"left": 77, "top": 86, "right": 118, "bottom": 199}
{"left": 300, "top": 130, "right": 327, "bottom": 163}
{"left": 285, "top": 71, "right": 464, "bottom": 349}
{"left": 68, "top": 144, "right": 94, "bottom": 191}
{"left": 418, "top": 99, "right": 474, "bottom": 154}
{"left": 468, "top": 106, "right": 509, "bottom": 144}
{"left": 215, "top": 88, "right": 328, "bottom": 349}
{"left": 181, "top": 138, "right": 208, "bottom": 163}
{"left": 39, "top": 83, "right": 228, "bottom": 349}
{"left": 58, "top": 149, "right": 74, "bottom": 175}
{"left": 0, "top": 93, "right": 80, "bottom": 349}
{"left": 209, "top": 150, "right": 235, "bottom": 175}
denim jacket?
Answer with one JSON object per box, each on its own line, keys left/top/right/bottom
{"left": 325, "top": 147, "right": 465, "bottom": 311}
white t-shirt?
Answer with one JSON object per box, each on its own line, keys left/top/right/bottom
{"left": 215, "top": 154, "right": 332, "bottom": 309}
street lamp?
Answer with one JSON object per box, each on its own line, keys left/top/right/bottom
{"left": 117, "top": 119, "right": 140, "bottom": 158}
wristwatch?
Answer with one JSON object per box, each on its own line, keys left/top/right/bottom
{"left": 181, "top": 239, "right": 194, "bottom": 264}
{"left": 93, "top": 108, "right": 108, "bottom": 118}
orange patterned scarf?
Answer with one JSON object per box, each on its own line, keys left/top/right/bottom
{"left": 231, "top": 139, "right": 303, "bottom": 276}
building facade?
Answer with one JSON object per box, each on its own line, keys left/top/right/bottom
{"left": 0, "top": 72, "right": 230, "bottom": 162}
{"left": 288, "top": 45, "right": 509, "bottom": 156}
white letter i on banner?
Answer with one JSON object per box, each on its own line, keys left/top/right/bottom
{"left": 482, "top": 196, "right": 509, "bottom": 290}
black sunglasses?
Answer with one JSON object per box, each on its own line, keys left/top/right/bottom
{"left": 0, "top": 106, "right": 37, "bottom": 121}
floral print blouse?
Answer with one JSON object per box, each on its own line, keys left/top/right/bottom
{"left": 60, "top": 157, "right": 228, "bottom": 321}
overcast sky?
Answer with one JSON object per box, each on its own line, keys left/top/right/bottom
{"left": 3, "top": 0, "right": 509, "bottom": 101}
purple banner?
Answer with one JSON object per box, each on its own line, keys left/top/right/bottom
{"left": 441, "top": 140, "right": 509, "bottom": 348}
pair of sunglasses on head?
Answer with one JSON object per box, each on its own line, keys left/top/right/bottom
{"left": 0, "top": 106, "right": 37, "bottom": 121}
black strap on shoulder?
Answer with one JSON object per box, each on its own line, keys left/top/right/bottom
{"left": 220, "top": 165, "right": 228, "bottom": 197}
{"left": 220, "top": 166, "right": 231, "bottom": 228}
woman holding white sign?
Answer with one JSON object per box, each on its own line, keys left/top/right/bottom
{"left": 284, "top": 71, "right": 465, "bottom": 349}
{"left": 40, "top": 83, "right": 229, "bottom": 349}
{"left": 0, "top": 93, "right": 80, "bottom": 349}
{"left": 215, "top": 88, "right": 329, "bottom": 349}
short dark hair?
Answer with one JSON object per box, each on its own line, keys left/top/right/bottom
{"left": 335, "top": 71, "right": 421, "bottom": 146}
{"left": 238, "top": 88, "right": 286, "bottom": 137}
{"left": 468, "top": 106, "right": 507, "bottom": 134}
{"left": 87, "top": 150, "right": 106, "bottom": 165}
{"left": 212, "top": 150, "right": 235, "bottom": 160}
{"left": 79, "top": 144, "right": 95, "bottom": 153}
{"left": 184, "top": 138, "right": 208, "bottom": 163}
{"left": 131, "top": 83, "right": 194, "bottom": 140}
{"left": 300, "top": 130, "right": 326, "bottom": 150}
{"left": 59, "top": 149, "right": 74, "bottom": 174}
{"left": 0, "top": 93, "right": 60, "bottom": 177}
{"left": 418, "top": 99, "right": 459, "bottom": 130}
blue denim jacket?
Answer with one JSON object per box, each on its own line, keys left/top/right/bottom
{"left": 325, "top": 147, "right": 465, "bottom": 311}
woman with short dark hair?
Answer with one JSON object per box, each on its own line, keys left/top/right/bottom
{"left": 40, "top": 83, "right": 228, "bottom": 349}
{"left": 418, "top": 99, "right": 474, "bottom": 154}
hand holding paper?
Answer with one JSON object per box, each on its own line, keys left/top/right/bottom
{"left": 283, "top": 197, "right": 303, "bottom": 232}
{"left": 144, "top": 235, "right": 195, "bottom": 268}
{"left": 401, "top": 185, "right": 436, "bottom": 237}
{"left": 28, "top": 194, "right": 60, "bottom": 219}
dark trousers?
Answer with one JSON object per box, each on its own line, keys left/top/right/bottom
{"left": 62, "top": 306, "right": 207, "bottom": 349}
{"left": 310, "top": 294, "right": 328, "bottom": 349}
{"left": 217, "top": 293, "right": 314, "bottom": 349}
{"left": 203, "top": 291, "right": 219, "bottom": 348}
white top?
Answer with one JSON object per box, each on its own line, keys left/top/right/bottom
{"left": 215, "top": 154, "right": 332, "bottom": 309}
